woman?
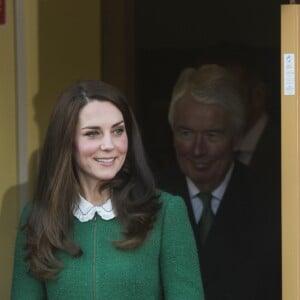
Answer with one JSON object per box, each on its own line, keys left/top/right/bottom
{"left": 11, "top": 80, "right": 204, "bottom": 299}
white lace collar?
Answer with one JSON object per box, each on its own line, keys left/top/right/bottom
{"left": 73, "top": 195, "right": 116, "bottom": 222}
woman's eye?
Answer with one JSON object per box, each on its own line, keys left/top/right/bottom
{"left": 113, "top": 127, "right": 125, "bottom": 136}
{"left": 85, "top": 131, "right": 98, "bottom": 137}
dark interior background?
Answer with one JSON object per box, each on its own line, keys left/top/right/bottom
{"left": 134, "top": 0, "right": 286, "bottom": 170}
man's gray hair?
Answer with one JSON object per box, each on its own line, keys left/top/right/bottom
{"left": 168, "top": 64, "right": 246, "bottom": 135}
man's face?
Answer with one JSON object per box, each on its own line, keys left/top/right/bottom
{"left": 173, "top": 96, "right": 239, "bottom": 192}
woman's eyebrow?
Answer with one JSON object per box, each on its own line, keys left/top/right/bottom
{"left": 80, "top": 125, "right": 100, "bottom": 130}
{"left": 112, "top": 120, "right": 125, "bottom": 127}
{"left": 80, "top": 120, "right": 124, "bottom": 130}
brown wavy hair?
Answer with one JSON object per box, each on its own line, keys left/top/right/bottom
{"left": 23, "top": 80, "right": 161, "bottom": 280}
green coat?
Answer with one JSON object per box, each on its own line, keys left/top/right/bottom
{"left": 11, "top": 191, "right": 204, "bottom": 299}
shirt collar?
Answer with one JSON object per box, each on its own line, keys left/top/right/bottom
{"left": 239, "top": 113, "right": 268, "bottom": 152}
{"left": 73, "top": 195, "right": 116, "bottom": 222}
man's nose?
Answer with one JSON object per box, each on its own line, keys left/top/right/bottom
{"left": 192, "top": 135, "right": 207, "bottom": 155}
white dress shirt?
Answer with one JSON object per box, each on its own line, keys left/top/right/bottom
{"left": 186, "top": 163, "right": 234, "bottom": 223}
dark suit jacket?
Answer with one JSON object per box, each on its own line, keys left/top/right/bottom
{"left": 155, "top": 161, "right": 281, "bottom": 300}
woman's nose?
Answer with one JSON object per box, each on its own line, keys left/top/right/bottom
{"left": 100, "top": 134, "right": 114, "bottom": 150}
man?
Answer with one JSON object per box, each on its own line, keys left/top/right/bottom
{"left": 156, "top": 64, "right": 280, "bottom": 300}
{"left": 229, "top": 58, "right": 281, "bottom": 195}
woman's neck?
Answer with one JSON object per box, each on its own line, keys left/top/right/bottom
{"left": 80, "top": 184, "right": 110, "bottom": 206}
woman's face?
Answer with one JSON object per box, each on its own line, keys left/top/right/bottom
{"left": 74, "top": 100, "right": 128, "bottom": 189}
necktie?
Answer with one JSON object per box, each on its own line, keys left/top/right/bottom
{"left": 197, "top": 192, "right": 214, "bottom": 245}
